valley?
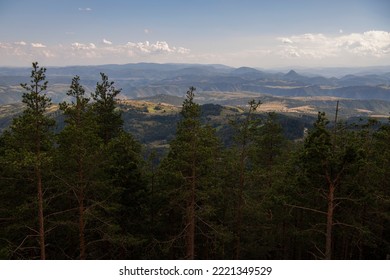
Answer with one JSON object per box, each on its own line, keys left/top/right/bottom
{"left": 1, "top": 63, "right": 389, "bottom": 145}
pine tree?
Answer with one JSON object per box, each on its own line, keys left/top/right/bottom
{"left": 56, "top": 76, "right": 102, "bottom": 259}
{"left": 249, "top": 112, "right": 290, "bottom": 259}
{"left": 91, "top": 73, "right": 123, "bottom": 144}
{"left": 294, "top": 111, "right": 361, "bottom": 259}
{"left": 157, "top": 87, "right": 224, "bottom": 259}
{"left": 2, "top": 62, "right": 55, "bottom": 259}
{"left": 351, "top": 119, "right": 390, "bottom": 259}
{"left": 230, "top": 99, "right": 261, "bottom": 259}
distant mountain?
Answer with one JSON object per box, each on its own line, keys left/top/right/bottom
{"left": 273, "top": 66, "right": 390, "bottom": 78}
{"left": 1, "top": 63, "right": 390, "bottom": 105}
{"left": 338, "top": 74, "right": 390, "bottom": 87}
{"left": 283, "top": 70, "right": 303, "bottom": 80}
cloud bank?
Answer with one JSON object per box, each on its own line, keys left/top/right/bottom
{"left": 0, "top": 39, "right": 191, "bottom": 66}
{"left": 0, "top": 31, "right": 388, "bottom": 67}
{"left": 277, "top": 31, "right": 390, "bottom": 59}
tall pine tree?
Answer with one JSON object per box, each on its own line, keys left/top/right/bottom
{"left": 2, "top": 62, "right": 55, "bottom": 259}
{"left": 157, "top": 87, "right": 224, "bottom": 259}
{"left": 56, "top": 76, "right": 102, "bottom": 259}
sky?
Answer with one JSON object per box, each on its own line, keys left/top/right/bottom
{"left": 0, "top": 0, "right": 389, "bottom": 68}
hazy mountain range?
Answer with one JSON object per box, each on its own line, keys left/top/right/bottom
{"left": 1, "top": 63, "right": 390, "bottom": 123}
{"left": 0, "top": 63, "right": 389, "bottom": 104}
{"left": 1, "top": 63, "right": 390, "bottom": 142}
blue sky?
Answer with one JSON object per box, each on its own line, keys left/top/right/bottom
{"left": 0, "top": 0, "right": 389, "bottom": 67}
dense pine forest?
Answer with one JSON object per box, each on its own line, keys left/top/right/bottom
{"left": 0, "top": 63, "right": 389, "bottom": 260}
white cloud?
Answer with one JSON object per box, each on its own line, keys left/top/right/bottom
{"left": 78, "top": 8, "right": 92, "bottom": 12}
{"left": 70, "top": 42, "right": 98, "bottom": 59}
{"left": 103, "top": 39, "right": 113, "bottom": 45}
{"left": 42, "top": 50, "right": 55, "bottom": 58}
{"left": 0, "top": 41, "right": 59, "bottom": 65}
{"left": 278, "top": 37, "right": 293, "bottom": 44}
{"left": 53, "top": 40, "right": 191, "bottom": 64}
{"left": 144, "top": 29, "right": 150, "bottom": 34}
{"left": 125, "top": 40, "right": 189, "bottom": 55}
{"left": 150, "top": 41, "right": 173, "bottom": 53}
{"left": 284, "top": 46, "right": 300, "bottom": 57}
{"left": 338, "top": 31, "right": 390, "bottom": 57}
{"left": 277, "top": 31, "right": 390, "bottom": 59}
{"left": 177, "top": 47, "right": 191, "bottom": 54}
{"left": 69, "top": 40, "right": 189, "bottom": 57}
{"left": 14, "top": 41, "right": 27, "bottom": 46}
{"left": 31, "top": 43, "right": 46, "bottom": 48}
{"left": 0, "top": 42, "right": 11, "bottom": 49}
{"left": 71, "top": 42, "right": 96, "bottom": 50}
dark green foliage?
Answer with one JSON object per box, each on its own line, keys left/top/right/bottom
{"left": 91, "top": 73, "right": 123, "bottom": 143}
{"left": 105, "top": 132, "right": 149, "bottom": 259}
{"left": 53, "top": 75, "right": 148, "bottom": 259}
{"left": 0, "top": 62, "right": 55, "bottom": 259}
{"left": 54, "top": 75, "right": 104, "bottom": 259}
{"left": 155, "top": 87, "right": 227, "bottom": 259}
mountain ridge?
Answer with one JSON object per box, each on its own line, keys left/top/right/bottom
{"left": 1, "top": 63, "right": 390, "bottom": 105}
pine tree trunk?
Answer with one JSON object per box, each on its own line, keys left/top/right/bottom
{"left": 325, "top": 100, "right": 338, "bottom": 260}
{"left": 233, "top": 102, "right": 258, "bottom": 260}
{"left": 78, "top": 159, "right": 86, "bottom": 260}
{"left": 186, "top": 164, "right": 196, "bottom": 260}
{"left": 35, "top": 129, "right": 46, "bottom": 260}
{"left": 235, "top": 164, "right": 244, "bottom": 260}
{"left": 235, "top": 147, "right": 246, "bottom": 260}
{"left": 36, "top": 165, "right": 46, "bottom": 260}
{"left": 79, "top": 189, "right": 86, "bottom": 260}
{"left": 325, "top": 182, "right": 335, "bottom": 260}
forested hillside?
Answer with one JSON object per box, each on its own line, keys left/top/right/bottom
{"left": 0, "top": 63, "right": 389, "bottom": 260}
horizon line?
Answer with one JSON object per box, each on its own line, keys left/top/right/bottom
{"left": 1, "top": 61, "right": 390, "bottom": 70}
